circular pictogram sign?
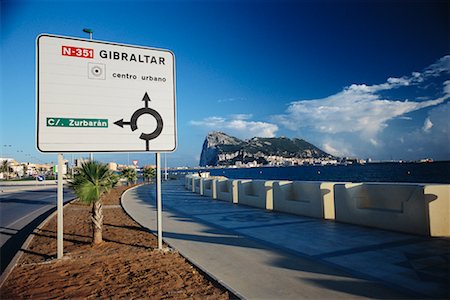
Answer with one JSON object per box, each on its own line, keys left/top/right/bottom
{"left": 114, "top": 92, "right": 164, "bottom": 150}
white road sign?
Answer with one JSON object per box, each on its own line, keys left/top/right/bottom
{"left": 37, "top": 34, "right": 176, "bottom": 152}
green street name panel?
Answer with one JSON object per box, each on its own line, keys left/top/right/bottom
{"left": 47, "top": 118, "right": 108, "bottom": 128}
{"left": 36, "top": 34, "right": 176, "bottom": 153}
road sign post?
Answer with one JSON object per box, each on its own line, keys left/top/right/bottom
{"left": 156, "top": 153, "right": 163, "bottom": 250}
{"left": 57, "top": 153, "right": 63, "bottom": 259}
{"left": 37, "top": 34, "right": 176, "bottom": 255}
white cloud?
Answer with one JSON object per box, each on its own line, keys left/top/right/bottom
{"left": 272, "top": 55, "right": 450, "bottom": 159}
{"left": 217, "top": 97, "right": 246, "bottom": 103}
{"left": 275, "top": 87, "right": 447, "bottom": 138}
{"left": 322, "top": 143, "right": 343, "bottom": 157}
{"left": 369, "top": 138, "right": 380, "bottom": 146}
{"left": 422, "top": 117, "right": 433, "bottom": 133}
{"left": 190, "top": 116, "right": 225, "bottom": 127}
{"left": 398, "top": 102, "right": 450, "bottom": 159}
{"left": 424, "top": 55, "right": 450, "bottom": 77}
{"left": 426, "top": 102, "right": 449, "bottom": 136}
{"left": 229, "top": 114, "right": 253, "bottom": 120}
{"left": 321, "top": 139, "right": 355, "bottom": 157}
{"left": 444, "top": 80, "right": 450, "bottom": 97}
{"left": 387, "top": 77, "right": 410, "bottom": 86}
{"left": 274, "top": 56, "right": 450, "bottom": 139}
{"left": 190, "top": 115, "right": 278, "bottom": 139}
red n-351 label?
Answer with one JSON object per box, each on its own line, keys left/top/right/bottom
{"left": 62, "top": 45, "right": 94, "bottom": 58}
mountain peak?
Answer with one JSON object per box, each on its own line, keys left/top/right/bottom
{"left": 206, "top": 131, "right": 243, "bottom": 147}
{"left": 199, "top": 132, "right": 332, "bottom": 167}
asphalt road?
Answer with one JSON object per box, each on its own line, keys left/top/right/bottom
{"left": 0, "top": 184, "right": 74, "bottom": 274}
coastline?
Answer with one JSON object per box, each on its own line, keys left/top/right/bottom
{"left": 172, "top": 161, "right": 450, "bottom": 184}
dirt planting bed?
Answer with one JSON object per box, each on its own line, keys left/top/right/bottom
{"left": 0, "top": 185, "right": 230, "bottom": 299}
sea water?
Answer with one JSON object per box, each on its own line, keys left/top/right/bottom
{"left": 203, "top": 161, "right": 450, "bottom": 184}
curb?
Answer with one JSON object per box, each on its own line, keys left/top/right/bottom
{"left": 0, "top": 196, "right": 76, "bottom": 289}
{"left": 120, "top": 184, "right": 241, "bottom": 299}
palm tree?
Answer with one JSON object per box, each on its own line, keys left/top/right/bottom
{"left": 121, "top": 167, "right": 137, "bottom": 186}
{"left": 0, "top": 160, "right": 9, "bottom": 180}
{"left": 22, "top": 163, "right": 28, "bottom": 178}
{"left": 70, "top": 161, "right": 117, "bottom": 244}
{"left": 143, "top": 167, "right": 156, "bottom": 182}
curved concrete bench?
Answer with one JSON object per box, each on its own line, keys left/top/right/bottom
{"left": 184, "top": 175, "right": 450, "bottom": 237}
{"left": 273, "top": 181, "right": 337, "bottom": 219}
{"left": 238, "top": 180, "right": 275, "bottom": 210}
{"left": 334, "top": 183, "right": 450, "bottom": 236}
{"left": 202, "top": 178, "right": 216, "bottom": 198}
{"left": 216, "top": 178, "right": 238, "bottom": 203}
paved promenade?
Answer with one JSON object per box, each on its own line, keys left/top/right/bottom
{"left": 122, "top": 180, "right": 449, "bottom": 299}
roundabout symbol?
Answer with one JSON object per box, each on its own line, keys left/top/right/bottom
{"left": 114, "top": 92, "right": 163, "bottom": 151}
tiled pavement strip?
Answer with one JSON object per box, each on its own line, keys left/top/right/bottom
{"left": 122, "top": 180, "right": 449, "bottom": 299}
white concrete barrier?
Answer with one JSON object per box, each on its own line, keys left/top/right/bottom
{"left": 273, "top": 181, "right": 337, "bottom": 219}
{"left": 185, "top": 175, "right": 193, "bottom": 190}
{"left": 184, "top": 174, "right": 199, "bottom": 192}
{"left": 202, "top": 178, "right": 217, "bottom": 199}
{"left": 193, "top": 177, "right": 202, "bottom": 194}
{"left": 334, "top": 183, "right": 450, "bottom": 236}
{"left": 216, "top": 178, "right": 238, "bottom": 203}
{"left": 425, "top": 185, "right": 450, "bottom": 237}
{"left": 238, "top": 180, "right": 275, "bottom": 210}
{"left": 184, "top": 175, "right": 450, "bottom": 237}
{"left": 185, "top": 173, "right": 211, "bottom": 191}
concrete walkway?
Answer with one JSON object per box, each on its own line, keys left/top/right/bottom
{"left": 122, "top": 180, "right": 449, "bottom": 299}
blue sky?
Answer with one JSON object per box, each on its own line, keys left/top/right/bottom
{"left": 1, "top": 0, "right": 449, "bottom": 167}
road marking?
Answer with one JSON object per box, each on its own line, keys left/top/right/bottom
{"left": 34, "top": 194, "right": 57, "bottom": 201}
{"left": 3, "top": 204, "right": 53, "bottom": 230}
{"left": 0, "top": 194, "right": 55, "bottom": 201}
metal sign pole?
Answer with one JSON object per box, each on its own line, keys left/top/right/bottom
{"left": 57, "top": 153, "right": 64, "bottom": 259}
{"left": 164, "top": 153, "right": 168, "bottom": 181}
{"left": 155, "top": 152, "right": 163, "bottom": 250}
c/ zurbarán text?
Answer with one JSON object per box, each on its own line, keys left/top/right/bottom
{"left": 46, "top": 117, "right": 108, "bottom": 128}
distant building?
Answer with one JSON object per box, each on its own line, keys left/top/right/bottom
{"left": 74, "top": 158, "right": 89, "bottom": 168}
{"left": 0, "top": 157, "right": 14, "bottom": 163}
{"left": 108, "top": 162, "right": 118, "bottom": 171}
{"left": 118, "top": 164, "right": 136, "bottom": 170}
